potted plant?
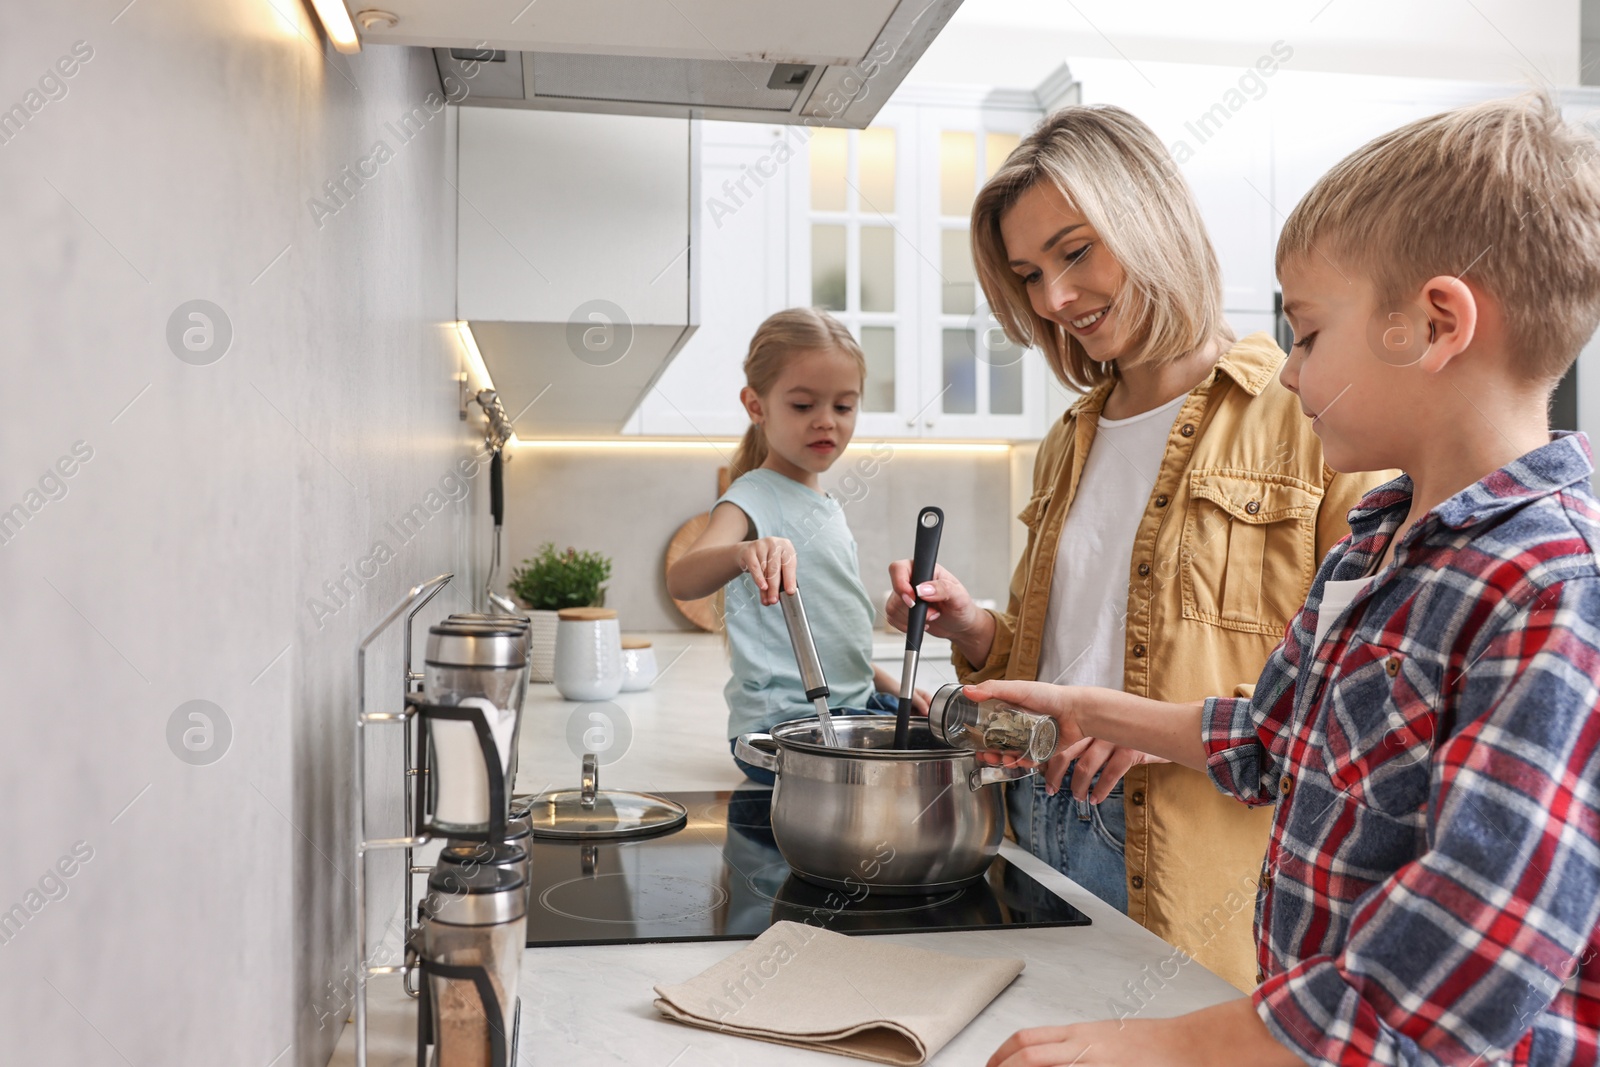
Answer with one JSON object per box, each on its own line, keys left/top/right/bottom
{"left": 509, "top": 544, "right": 613, "bottom": 682}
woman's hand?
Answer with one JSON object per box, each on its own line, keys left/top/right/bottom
{"left": 1041, "top": 739, "right": 1170, "bottom": 803}
{"left": 736, "top": 536, "right": 796, "bottom": 606}
{"left": 885, "top": 561, "right": 983, "bottom": 639}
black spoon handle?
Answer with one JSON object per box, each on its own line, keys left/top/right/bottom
{"left": 894, "top": 506, "right": 944, "bottom": 748}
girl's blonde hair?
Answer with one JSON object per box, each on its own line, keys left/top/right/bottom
{"left": 972, "top": 105, "right": 1233, "bottom": 393}
{"left": 728, "top": 307, "right": 867, "bottom": 481}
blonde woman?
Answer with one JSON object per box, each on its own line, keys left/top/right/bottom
{"left": 887, "top": 106, "right": 1392, "bottom": 990}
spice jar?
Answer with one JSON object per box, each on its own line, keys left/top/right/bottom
{"left": 419, "top": 864, "right": 526, "bottom": 1067}
{"left": 927, "top": 684, "right": 1059, "bottom": 762}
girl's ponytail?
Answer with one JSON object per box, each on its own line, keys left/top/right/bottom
{"left": 727, "top": 307, "right": 866, "bottom": 483}
{"left": 729, "top": 423, "right": 768, "bottom": 482}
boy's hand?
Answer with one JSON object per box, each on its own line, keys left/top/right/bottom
{"left": 988, "top": 1001, "right": 1301, "bottom": 1067}
{"left": 961, "top": 679, "right": 1087, "bottom": 748}
{"left": 963, "top": 680, "right": 1168, "bottom": 802}
{"left": 886, "top": 561, "right": 983, "bottom": 640}
{"left": 738, "top": 537, "right": 796, "bottom": 605}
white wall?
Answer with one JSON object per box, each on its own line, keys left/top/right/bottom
{"left": 498, "top": 446, "right": 1015, "bottom": 631}
{"left": 0, "top": 3, "right": 485, "bottom": 1065}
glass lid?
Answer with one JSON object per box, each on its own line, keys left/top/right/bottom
{"left": 514, "top": 755, "right": 687, "bottom": 840}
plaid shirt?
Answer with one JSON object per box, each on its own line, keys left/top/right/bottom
{"left": 1203, "top": 433, "right": 1600, "bottom": 1066}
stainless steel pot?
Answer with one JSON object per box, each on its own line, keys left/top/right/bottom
{"left": 734, "top": 716, "right": 1035, "bottom": 895}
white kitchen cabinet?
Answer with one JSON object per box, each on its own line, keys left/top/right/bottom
{"left": 458, "top": 107, "right": 700, "bottom": 437}
{"left": 458, "top": 107, "right": 694, "bottom": 326}
{"left": 786, "top": 95, "right": 1054, "bottom": 441}
{"left": 628, "top": 121, "right": 794, "bottom": 436}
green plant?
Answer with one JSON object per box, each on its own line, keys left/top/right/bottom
{"left": 509, "top": 543, "right": 613, "bottom": 611}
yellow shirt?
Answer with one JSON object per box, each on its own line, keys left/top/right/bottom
{"left": 956, "top": 333, "right": 1395, "bottom": 992}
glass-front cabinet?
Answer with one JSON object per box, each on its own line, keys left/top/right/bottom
{"left": 631, "top": 92, "right": 1052, "bottom": 441}
{"left": 791, "top": 98, "right": 1049, "bottom": 439}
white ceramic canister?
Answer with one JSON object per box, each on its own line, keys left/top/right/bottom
{"left": 553, "top": 607, "right": 623, "bottom": 701}
{"left": 619, "top": 639, "right": 657, "bottom": 692}
{"left": 524, "top": 608, "right": 559, "bottom": 683}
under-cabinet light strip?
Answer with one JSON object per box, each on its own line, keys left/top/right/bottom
{"left": 510, "top": 438, "right": 1012, "bottom": 454}
{"left": 308, "top": 0, "right": 361, "bottom": 53}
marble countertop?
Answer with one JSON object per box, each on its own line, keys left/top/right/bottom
{"left": 330, "top": 631, "right": 1240, "bottom": 1066}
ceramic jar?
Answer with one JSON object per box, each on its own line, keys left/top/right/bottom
{"left": 553, "top": 607, "right": 622, "bottom": 701}
{"left": 620, "top": 639, "right": 657, "bottom": 692}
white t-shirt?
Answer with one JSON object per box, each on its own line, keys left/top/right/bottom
{"left": 1311, "top": 575, "right": 1373, "bottom": 651}
{"left": 1035, "top": 392, "right": 1188, "bottom": 688}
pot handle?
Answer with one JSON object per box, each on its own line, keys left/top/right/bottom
{"left": 734, "top": 733, "right": 781, "bottom": 774}
{"left": 968, "top": 761, "right": 1035, "bottom": 792}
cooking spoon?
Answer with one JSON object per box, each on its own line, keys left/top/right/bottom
{"left": 779, "top": 587, "right": 839, "bottom": 747}
{"left": 894, "top": 506, "right": 944, "bottom": 749}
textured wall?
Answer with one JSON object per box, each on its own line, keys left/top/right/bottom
{"left": 0, "top": 4, "right": 483, "bottom": 1065}
{"left": 498, "top": 445, "right": 1016, "bottom": 631}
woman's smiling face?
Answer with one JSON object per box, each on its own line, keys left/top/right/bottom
{"left": 1000, "top": 181, "right": 1131, "bottom": 363}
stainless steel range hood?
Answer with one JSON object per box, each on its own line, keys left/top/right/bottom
{"left": 346, "top": 0, "right": 965, "bottom": 128}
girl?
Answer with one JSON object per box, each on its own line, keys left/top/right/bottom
{"left": 666, "top": 308, "right": 919, "bottom": 784}
{"left": 886, "top": 106, "right": 1392, "bottom": 991}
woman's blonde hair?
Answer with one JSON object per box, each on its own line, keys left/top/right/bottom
{"left": 972, "top": 105, "right": 1233, "bottom": 392}
{"left": 728, "top": 307, "right": 867, "bottom": 481}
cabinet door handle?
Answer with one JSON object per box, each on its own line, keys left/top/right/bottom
{"left": 925, "top": 418, "right": 935, "bottom": 428}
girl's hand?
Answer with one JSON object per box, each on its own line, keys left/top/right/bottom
{"left": 885, "top": 561, "right": 982, "bottom": 640}
{"left": 737, "top": 536, "right": 797, "bottom": 606}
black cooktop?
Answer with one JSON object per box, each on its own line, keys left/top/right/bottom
{"left": 525, "top": 789, "right": 1090, "bottom": 947}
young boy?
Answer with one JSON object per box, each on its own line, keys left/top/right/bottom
{"left": 978, "top": 94, "right": 1600, "bottom": 1066}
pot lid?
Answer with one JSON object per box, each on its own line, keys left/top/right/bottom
{"left": 515, "top": 787, "right": 687, "bottom": 840}
{"left": 422, "top": 863, "right": 526, "bottom": 925}
{"left": 425, "top": 620, "right": 526, "bottom": 668}
{"left": 437, "top": 839, "right": 528, "bottom": 869}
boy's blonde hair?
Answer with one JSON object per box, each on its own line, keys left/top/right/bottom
{"left": 729, "top": 307, "right": 867, "bottom": 481}
{"left": 972, "top": 105, "right": 1233, "bottom": 392}
{"left": 1278, "top": 92, "right": 1600, "bottom": 380}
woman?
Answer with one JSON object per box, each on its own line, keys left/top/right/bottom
{"left": 886, "top": 105, "right": 1391, "bottom": 991}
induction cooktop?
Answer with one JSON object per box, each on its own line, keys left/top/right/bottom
{"left": 525, "top": 789, "right": 1091, "bottom": 947}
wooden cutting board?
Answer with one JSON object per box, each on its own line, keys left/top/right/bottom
{"left": 666, "top": 512, "right": 721, "bottom": 632}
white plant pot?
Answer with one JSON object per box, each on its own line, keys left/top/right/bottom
{"left": 525, "top": 609, "right": 559, "bottom": 683}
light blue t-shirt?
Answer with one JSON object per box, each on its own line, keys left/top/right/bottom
{"left": 716, "top": 468, "right": 876, "bottom": 739}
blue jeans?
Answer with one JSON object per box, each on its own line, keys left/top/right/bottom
{"left": 730, "top": 693, "right": 899, "bottom": 786}
{"left": 1007, "top": 761, "right": 1128, "bottom": 913}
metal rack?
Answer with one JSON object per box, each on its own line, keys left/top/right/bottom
{"left": 353, "top": 572, "right": 452, "bottom": 1067}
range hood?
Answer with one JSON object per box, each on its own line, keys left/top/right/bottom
{"left": 345, "top": 0, "right": 965, "bottom": 128}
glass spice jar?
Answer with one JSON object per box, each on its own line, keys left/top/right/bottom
{"left": 927, "top": 684, "right": 1059, "bottom": 762}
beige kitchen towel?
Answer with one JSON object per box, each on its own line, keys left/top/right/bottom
{"left": 653, "top": 921, "right": 1024, "bottom": 1065}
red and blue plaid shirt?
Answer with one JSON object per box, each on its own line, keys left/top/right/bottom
{"left": 1204, "top": 433, "right": 1600, "bottom": 1066}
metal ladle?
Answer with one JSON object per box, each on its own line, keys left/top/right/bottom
{"left": 778, "top": 587, "right": 839, "bottom": 747}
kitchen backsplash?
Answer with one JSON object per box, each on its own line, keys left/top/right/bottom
{"left": 500, "top": 444, "right": 1030, "bottom": 632}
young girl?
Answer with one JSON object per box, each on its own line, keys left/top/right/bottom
{"left": 666, "top": 308, "right": 915, "bottom": 783}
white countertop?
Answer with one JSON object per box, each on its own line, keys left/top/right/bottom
{"left": 331, "top": 631, "right": 1240, "bottom": 1066}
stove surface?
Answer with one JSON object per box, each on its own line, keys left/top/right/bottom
{"left": 525, "top": 789, "right": 1090, "bottom": 947}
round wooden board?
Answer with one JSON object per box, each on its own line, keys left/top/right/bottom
{"left": 665, "top": 512, "right": 721, "bottom": 632}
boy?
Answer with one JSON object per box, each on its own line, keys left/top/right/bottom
{"left": 979, "top": 94, "right": 1600, "bottom": 1066}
